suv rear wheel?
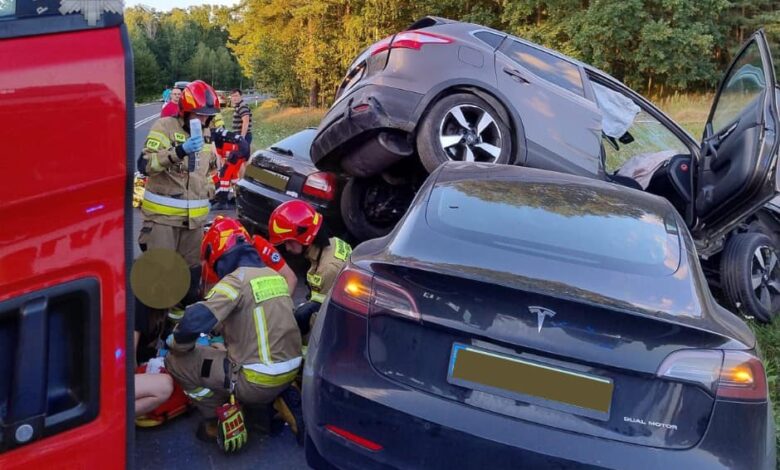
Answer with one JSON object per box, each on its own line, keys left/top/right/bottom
{"left": 416, "top": 93, "right": 512, "bottom": 173}
{"left": 720, "top": 232, "right": 780, "bottom": 323}
{"left": 340, "top": 176, "right": 417, "bottom": 240}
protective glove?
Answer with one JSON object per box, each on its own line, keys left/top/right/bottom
{"left": 165, "top": 333, "right": 175, "bottom": 349}
{"left": 181, "top": 135, "right": 204, "bottom": 154}
{"left": 216, "top": 395, "right": 248, "bottom": 453}
{"left": 253, "top": 235, "right": 287, "bottom": 271}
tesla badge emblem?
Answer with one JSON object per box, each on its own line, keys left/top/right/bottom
{"left": 528, "top": 306, "right": 556, "bottom": 333}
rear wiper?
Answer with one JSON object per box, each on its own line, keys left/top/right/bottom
{"left": 270, "top": 146, "right": 294, "bottom": 156}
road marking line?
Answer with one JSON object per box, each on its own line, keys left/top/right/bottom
{"left": 134, "top": 114, "right": 158, "bottom": 128}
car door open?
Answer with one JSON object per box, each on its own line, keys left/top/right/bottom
{"left": 695, "top": 30, "right": 779, "bottom": 239}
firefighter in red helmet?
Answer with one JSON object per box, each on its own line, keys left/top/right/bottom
{"left": 255, "top": 200, "right": 352, "bottom": 334}
{"left": 165, "top": 216, "right": 303, "bottom": 451}
{"left": 138, "top": 80, "right": 221, "bottom": 321}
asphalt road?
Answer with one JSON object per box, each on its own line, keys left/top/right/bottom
{"left": 131, "top": 103, "right": 309, "bottom": 469}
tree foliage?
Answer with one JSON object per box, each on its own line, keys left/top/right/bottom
{"left": 125, "top": 1, "right": 780, "bottom": 105}
{"left": 125, "top": 5, "right": 246, "bottom": 100}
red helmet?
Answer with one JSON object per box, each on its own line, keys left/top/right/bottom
{"left": 268, "top": 200, "right": 322, "bottom": 246}
{"left": 201, "top": 216, "right": 250, "bottom": 283}
{"left": 181, "top": 80, "right": 220, "bottom": 116}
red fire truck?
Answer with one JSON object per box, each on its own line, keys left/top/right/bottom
{"left": 0, "top": 2, "right": 133, "bottom": 467}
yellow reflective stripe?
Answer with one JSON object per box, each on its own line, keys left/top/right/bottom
{"left": 242, "top": 368, "right": 298, "bottom": 387}
{"left": 310, "top": 292, "right": 326, "bottom": 303}
{"left": 141, "top": 200, "right": 209, "bottom": 218}
{"left": 243, "top": 357, "right": 302, "bottom": 375}
{"left": 142, "top": 199, "right": 187, "bottom": 216}
{"left": 185, "top": 387, "right": 214, "bottom": 400}
{"left": 253, "top": 307, "right": 271, "bottom": 364}
{"left": 333, "top": 238, "right": 352, "bottom": 261}
{"left": 148, "top": 130, "right": 171, "bottom": 147}
{"left": 148, "top": 155, "right": 164, "bottom": 173}
{"left": 168, "top": 307, "right": 185, "bottom": 320}
{"left": 307, "top": 272, "right": 322, "bottom": 288}
{"left": 208, "top": 283, "right": 239, "bottom": 301}
{"left": 250, "top": 276, "right": 288, "bottom": 303}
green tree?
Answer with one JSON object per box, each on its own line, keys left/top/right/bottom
{"left": 132, "top": 34, "right": 162, "bottom": 100}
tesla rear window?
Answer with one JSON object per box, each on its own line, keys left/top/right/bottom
{"left": 428, "top": 180, "right": 682, "bottom": 276}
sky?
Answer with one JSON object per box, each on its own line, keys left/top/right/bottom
{"left": 126, "top": 0, "right": 241, "bottom": 11}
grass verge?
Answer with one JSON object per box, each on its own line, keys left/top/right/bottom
{"left": 750, "top": 320, "right": 780, "bottom": 456}
{"left": 221, "top": 101, "right": 326, "bottom": 151}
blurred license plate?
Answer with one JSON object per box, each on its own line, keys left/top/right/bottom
{"left": 246, "top": 166, "right": 289, "bottom": 191}
{"left": 447, "top": 343, "right": 613, "bottom": 420}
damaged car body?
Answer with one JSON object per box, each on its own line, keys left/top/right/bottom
{"left": 311, "top": 17, "right": 780, "bottom": 322}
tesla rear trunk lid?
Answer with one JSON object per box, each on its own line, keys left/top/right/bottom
{"left": 365, "top": 263, "right": 731, "bottom": 449}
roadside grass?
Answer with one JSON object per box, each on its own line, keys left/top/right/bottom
{"left": 653, "top": 93, "right": 714, "bottom": 139}
{"left": 750, "top": 320, "right": 780, "bottom": 455}
{"left": 221, "top": 102, "right": 326, "bottom": 151}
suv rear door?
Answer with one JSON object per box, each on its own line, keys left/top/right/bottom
{"left": 694, "top": 30, "right": 779, "bottom": 241}
{"left": 0, "top": 2, "right": 133, "bottom": 468}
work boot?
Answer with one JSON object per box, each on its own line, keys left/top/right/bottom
{"left": 196, "top": 418, "right": 219, "bottom": 443}
{"left": 273, "top": 383, "right": 304, "bottom": 446}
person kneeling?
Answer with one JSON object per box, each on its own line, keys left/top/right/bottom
{"left": 165, "top": 216, "right": 302, "bottom": 452}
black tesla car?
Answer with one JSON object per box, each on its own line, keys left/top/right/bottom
{"left": 311, "top": 18, "right": 780, "bottom": 322}
{"left": 234, "top": 128, "right": 346, "bottom": 238}
{"left": 302, "top": 162, "right": 775, "bottom": 470}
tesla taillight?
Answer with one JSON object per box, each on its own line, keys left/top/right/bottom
{"left": 716, "top": 351, "right": 767, "bottom": 401}
{"left": 332, "top": 267, "right": 372, "bottom": 315}
{"left": 370, "top": 31, "right": 453, "bottom": 57}
{"left": 331, "top": 265, "right": 420, "bottom": 321}
{"left": 302, "top": 172, "right": 337, "bottom": 201}
{"left": 657, "top": 349, "right": 767, "bottom": 401}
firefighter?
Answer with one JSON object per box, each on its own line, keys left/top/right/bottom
{"left": 139, "top": 79, "right": 221, "bottom": 320}
{"left": 165, "top": 216, "right": 303, "bottom": 451}
{"left": 260, "top": 200, "right": 352, "bottom": 335}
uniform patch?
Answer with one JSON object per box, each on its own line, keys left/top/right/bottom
{"left": 250, "top": 276, "right": 288, "bottom": 303}
{"left": 271, "top": 252, "right": 281, "bottom": 264}
{"left": 174, "top": 132, "right": 187, "bottom": 143}
{"left": 145, "top": 138, "right": 161, "bottom": 150}
{"left": 307, "top": 272, "right": 323, "bottom": 288}
{"left": 333, "top": 238, "right": 352, "bottom": 261}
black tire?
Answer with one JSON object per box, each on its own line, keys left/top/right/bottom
{"left": 720, "top": 232, "right": 780, "bottom": 323}
{"left": 416, "top": 92, "right": 512, "bottom": 173}
{"left": 340, "top": 176, "right": 416, "bottom": 241}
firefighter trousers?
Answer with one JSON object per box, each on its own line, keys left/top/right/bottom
{"left": 165, "top": 346, "right": 289, "bottom": 418}
{"left": 138, "top": 220, "right": 202, "bottom": 268}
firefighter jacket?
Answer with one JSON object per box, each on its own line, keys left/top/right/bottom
{"left": 141, "top": 116, "right": 218, "bottom": 229}
{"left": 305, "top": 237, "right": 352, "bottom": 303}
{"left": 171, "top": 245, "right": 302, "bottom": 388}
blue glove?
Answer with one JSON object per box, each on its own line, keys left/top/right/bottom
{"left": 165, "top": 333, "right": 175, "bottom": 349}
{"left": 182, "top": 135, "right": 204, "bottom": 154}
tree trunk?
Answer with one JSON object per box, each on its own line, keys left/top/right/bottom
{"left": 309, "top": 80, "right": 320, "bottom": 108}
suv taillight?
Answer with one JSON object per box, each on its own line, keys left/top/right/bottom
{"left": 331, "top": 266, "right": 420, "bottom": 321}
{"left": 657, "top": 349, "right": 767, "bottom": 401}
{"left": 302, "top": 172, "right": 337, "bottom": 201}
{"left": 370, "top": 31, "right": 453, "bottom": 56}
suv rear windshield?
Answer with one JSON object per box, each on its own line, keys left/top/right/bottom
{"left": 427, "top": 179, "right": 682, "bottom": 276}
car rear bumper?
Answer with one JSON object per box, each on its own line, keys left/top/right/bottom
{"left": 303, "top": 306, "right": 776, "bottom": 470}
{"left": 311, "top": 84, "right": 423, "bottom": 174}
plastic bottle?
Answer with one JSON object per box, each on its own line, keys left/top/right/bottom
{"left": 188, "top": 118, "right": 202, "bottom": 172}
